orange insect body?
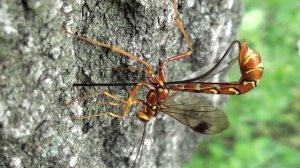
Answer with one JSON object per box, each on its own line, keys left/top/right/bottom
{"left": 135, "top": 76, "right": 170, "bottom": 122}
{"left": 135, "top": 42, "right": 263, "bottom": 131}
{"left": 169, "top": 42, "right": 264, "bottom": 95}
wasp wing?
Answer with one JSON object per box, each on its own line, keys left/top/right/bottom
{"left": 161, "top": 92, "right": 228, "bottom": 134}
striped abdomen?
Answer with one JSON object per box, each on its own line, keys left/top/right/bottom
{"left": 169, "top": 42, "right": 264, "bottom": 95}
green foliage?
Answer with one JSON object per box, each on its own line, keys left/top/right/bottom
{"left": 185, "top": 1, "right": 300, "bottom": 167}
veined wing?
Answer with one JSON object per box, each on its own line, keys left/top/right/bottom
{"left": 161, "top": 92, "right": 228, "bottom": 134}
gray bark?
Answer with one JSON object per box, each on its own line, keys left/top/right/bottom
{"left": 0, "top": 0, "right": 242, "bottom": 167}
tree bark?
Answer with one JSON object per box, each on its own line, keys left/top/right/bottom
{"left": 0, "top": 0, "right": 242, "bottom": 167}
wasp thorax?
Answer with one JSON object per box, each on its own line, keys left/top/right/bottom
{"left": 158, "top": 87, "right": 169, "bottom": 100}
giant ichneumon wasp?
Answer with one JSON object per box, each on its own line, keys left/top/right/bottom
{"left": 64, "top": 0, "right": 264, "bottom": 166}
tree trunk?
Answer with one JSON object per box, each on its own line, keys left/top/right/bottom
{"left": 0, "top": 0, "right": 242, "bottom": 167}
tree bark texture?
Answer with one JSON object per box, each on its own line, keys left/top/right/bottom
{"left": 0, "top": 0, "right": 242, "bottom": 167}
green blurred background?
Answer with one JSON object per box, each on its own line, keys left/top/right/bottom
{"left": 185, "top": 0, "right": 300, "bottom": 167}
